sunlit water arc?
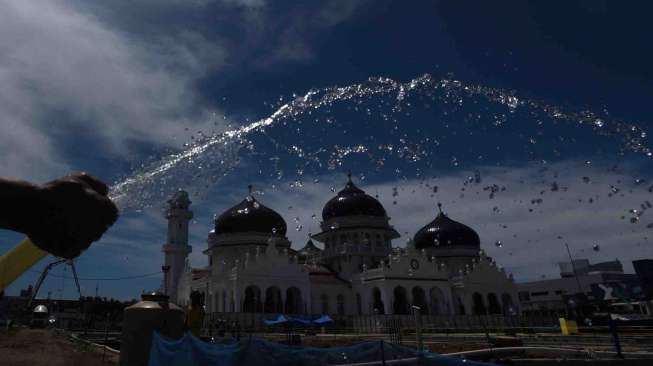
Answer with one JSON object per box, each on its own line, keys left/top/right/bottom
{"left": 108, "top": 73, "right": 651, "bottom": 212}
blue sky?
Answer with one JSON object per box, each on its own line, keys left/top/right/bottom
{"left": 1, "top": 0, "right": 652, "bottom": 300}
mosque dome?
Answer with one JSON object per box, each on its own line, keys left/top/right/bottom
{"left": 214, "top": 187, "right": 287, "bottom": 236}
{"left": 413, "top": 205, "right": 480, "bottom": 250}
{"left": 322, "top": 173, "right": 387, "bottom": 220}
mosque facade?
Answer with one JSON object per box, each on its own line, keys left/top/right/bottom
{"left": 164, "top": 175, "right": 519, "bottom": 317}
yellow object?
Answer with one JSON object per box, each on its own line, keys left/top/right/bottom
{"left": 186, "top": 305, "right": 205, "bottom": 337}
{"left": 0, "top": 238, "right": 48, "bottom": 292}
{"left": 559, "top": 318, "right": 579, "bottom": 335}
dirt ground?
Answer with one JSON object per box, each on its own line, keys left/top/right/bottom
{"left": 0, "top": 328, "right": 119, "bottom": 366}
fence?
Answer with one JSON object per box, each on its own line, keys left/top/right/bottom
{"left": 202, "top": 312, "right": 559, "bottom": 335}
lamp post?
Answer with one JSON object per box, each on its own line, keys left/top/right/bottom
{"left": 411, "top": 305, "right": 423, "bottom": 351}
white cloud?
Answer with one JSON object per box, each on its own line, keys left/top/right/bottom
{"left": 0, "top": 0, "right": 226, "bottom": 179}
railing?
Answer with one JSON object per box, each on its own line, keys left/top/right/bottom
{"left": 202, "top": 312, "right": 559, "bottom": 334}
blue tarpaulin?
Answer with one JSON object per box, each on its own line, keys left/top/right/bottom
{"left": 287, "top": 316, "right": 313, "bottom": 326}
{"left": 148, "top": 331, "right": 497, "bottom": 366}
{"left": 263, "top": 314, "right": 288, "bottom": 325}
{"left": 263, "top": 314, "right": 333, "bottom": 327}
{"left": 311, "top": 315, "right": 333, "bottom": 325}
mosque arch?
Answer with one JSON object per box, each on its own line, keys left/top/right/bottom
{"left": 455, "top": 296, "right": 466, "bottom": 315}
{"left": 502, "top": 293, "right": 515, "bottom": 315}
{"left": 320, "top": 293, "right": 329, "bottom": 314}
{"left": 411, "top": 286, "right": 428, "bottom": 315}
{"left": 285, "top": 287, "right": 302, "bottom": 314}
{"left": 372, "top": 287, "right": 385, "bottom": 314}
{"left": 364, "top": 233, "right": 372, "bottom": 251}
{"left": 356, "top": 293, "right": 362, "bottom": 315}
{"left": 487, "top": 293, "right": 501, "bottom": 315}
{"left": 429, "top": 287, "right": 445, "bottom": 315}
{"left": 393, "top": 286, "right": 409, "bottom": 315}
{"left": 337, "top": 294, "right": 345, "bottom": 315}
{"left": 472, "top": 292, "right": 487, "bottom": 315}
{"left": 229, "top": 290, "right": 235, "bottom": 312}
{"left": 264, "top": 286, "right": 283, "bottom": 313}
{"left": 243, "top": 285, "right": 262, "bottom": 313}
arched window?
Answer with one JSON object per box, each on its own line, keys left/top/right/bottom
{"left": 472, "top": 292, "right": 487, "bottom": 315}
{"left": 264, "top": 286, "right": 283, "bottom": 313}
{"left": 393, "top": 286, "right": 409, "bottom": 315}
{"left": 320, "top": 293, "right": 329, "bottom": 314}
{"left": 361, "top": 233, "right": 371, "bottom": 251}
{"left": 372, "top": 287, "right": 384, "bottom": 314}
{"left": 356, "top": 293, "right": 362, "bottom": 315}
{"left": 243, "top": 286, "right": 262, "bottom": 313}
{"left": 487, "top": 293, "right": 501, "bottom": 315}
{"left": 456, "top": 297, "right": 466, "bottom": 315}
{"left": 430, "top": 287, "right": 445, "bottom": 315}
{"left": 412, "top": 287, "right": 428, "bottom": 315}
{"left": 339, "top": 234, "right": 347, "bottom": 253}
{"left": 285, "top": 287, "right": 302, "bottom": 314}
{"left": 501, "top": 293, "right": 516, "bottom": 315}
{"left": 337, "top": 294, "right": 345, "bottom": 315}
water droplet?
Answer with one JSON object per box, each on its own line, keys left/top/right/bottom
{"left": 592, "top": 244, "right": 600, "bottom": 252}
{"left": 495, "top": 240, "right": 503, "bottom": 248}
{"left": 271, "top": 228, "right": 277, "bottom": 234}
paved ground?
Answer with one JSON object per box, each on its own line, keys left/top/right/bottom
{"left": 0, "top": 328, "right": 119, "bottom": 366}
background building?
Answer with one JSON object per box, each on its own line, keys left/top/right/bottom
{"left": 517, "top": 259, "right": 642, "bottom": 316}
{"left": 633, "top": 259, "right": 653, "bottom": 300}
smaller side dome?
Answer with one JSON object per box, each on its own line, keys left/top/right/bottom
{"left": 414, "top": 205, "right": 480, "bottom": 250}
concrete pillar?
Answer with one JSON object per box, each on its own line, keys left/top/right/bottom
{"left": 380, "top": 287, "right": 392, "bottom": 315}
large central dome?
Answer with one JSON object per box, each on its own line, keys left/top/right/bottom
{"left": 322, "top": 174, "right": 387, "bottom": 220}
{"left": 214, "top": 189, "right": 287, "bottom": 235}
{"left": 413, "top": 205, "right": 480, "bottom": 250}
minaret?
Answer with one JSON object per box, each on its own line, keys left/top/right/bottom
{"left": 162, "top": 190, "right": 193, "bottom": 305}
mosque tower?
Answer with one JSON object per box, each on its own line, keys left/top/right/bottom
{"left": 162, "top": 190, "right": 193, "bottom": 304}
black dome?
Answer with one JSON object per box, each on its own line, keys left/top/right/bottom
{"left": 322, "top": 175, "right": 387, "bottom": 220}
{"left": 214, "top": 195, "right": 287, "bottom": 235}
{"left": 413, "top": 211, "right": 480, "bottom": 250}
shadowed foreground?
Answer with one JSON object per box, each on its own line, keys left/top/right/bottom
{"left": 0, "top": 328, "right": 119, "bottom": 366}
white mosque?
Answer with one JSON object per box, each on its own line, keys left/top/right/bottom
{"left": 163, "top": 174, "right": 519, "bottom": 317}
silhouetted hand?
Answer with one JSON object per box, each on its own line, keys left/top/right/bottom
{"left": 24, "top": 173, "right": 119, "bottom": 258}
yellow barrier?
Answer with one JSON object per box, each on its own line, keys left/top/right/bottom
{"left": 559, "top": 318, "right": 579, "bottom": 335}
{"left": 0, "top": 238, "right": 48, "bottom": 292}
